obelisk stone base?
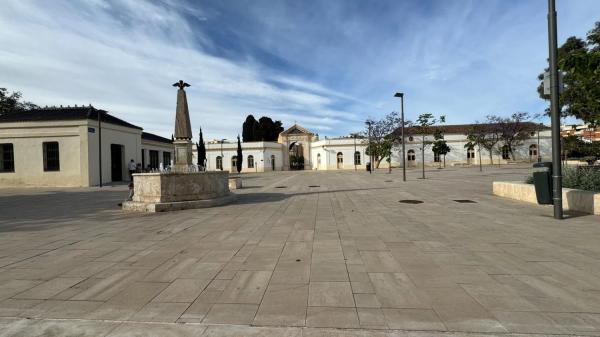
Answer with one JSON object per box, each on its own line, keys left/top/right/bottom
{"left": 173, "top": 139, "right": 193, "bottom": 172}
{"left": 122, "top": 171, "right": 235, "bottom": 213}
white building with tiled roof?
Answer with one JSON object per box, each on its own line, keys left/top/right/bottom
{"left": 0, "top": 106, "right": 173, "bottom": 187}
{"left": 195, "top": 122, "right": 553, "bottom": 173}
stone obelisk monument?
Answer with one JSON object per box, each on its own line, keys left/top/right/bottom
{"left": 172, "top": 80, "right": 193, "bottom": 172}
{"left": 122, "top": 80, "right": 235, "bottom": 212}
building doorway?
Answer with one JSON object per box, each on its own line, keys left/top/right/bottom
{"left": 271, "top": 155, "right": 276, "bottom": 171}
{"left": 289, "top": 142, "right": 304, "bottom": 170}
{"left": 407, "top": 149, "right": 416, "bottom": 167}
{"left": 336, "top": 152, "right": 343, "bottom": 169}
{"left": 529, "top": 144, "right": 538, "bottom": 162}
{"left": 467, "top": 147, "right": 475, "bottom": 164}
{"left": 231, "top": 156, "right": 237, "bottom": 172}
{"left": 110, "top": 144, "right": 124, "bottom": 182}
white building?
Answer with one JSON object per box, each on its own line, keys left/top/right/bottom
{"left": 0, "top": 106, "right": 173, "bottom": 187}
{"left": 196, "top": 122, "right": 552, "bottom": 172}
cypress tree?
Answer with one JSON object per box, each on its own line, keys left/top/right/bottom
{"left": 197, "top": 127, "right": 206, "bottom": 168}
{"left": 236, "top": 135, "right": 243, "bottom": 173}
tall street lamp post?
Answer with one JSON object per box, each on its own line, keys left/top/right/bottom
{"left": 394, "top": 92, "right": 406, "bottom": 182}
{"left": 548, "top": 0, "right": 563, "bottom": 219}
{"left": 352, "top": 133, "right": 357, "bottom": 171}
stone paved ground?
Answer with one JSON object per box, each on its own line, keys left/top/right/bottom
{"left": 0, "top": 165, "right": 599, "bottom": 337}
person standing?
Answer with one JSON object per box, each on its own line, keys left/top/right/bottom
{"left": 128, "top": 159, "right": 136, "bottom": 181}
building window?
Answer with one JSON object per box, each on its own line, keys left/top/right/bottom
{"left": 354, "top": 151, "right": 361, "bottom": 165}
{"left": 501, "top": 145, "right": 510, "bottom": 160}
{"left": 231, "top": 156, "right": 237, "bottom": 169}
{"left": 467, "top": 147, "right": 475, "bottom": 159}
{"left": 529, "top": 144, "right": 538, "bottom": 158}
{"left": 163, "top": 152, "right": 171, "bottom": 167}
{"left": 336, "top": 152, "right": 343, "bottom": 169}
{"left": 248, "top": 155, "right": 254, "bottom": 168}
{"left": 408, "top": 136, "right": 414, "bottom": 142}
{"left": 0, "top": 144, "right": 14, "bottom": 173}
{"left": 149, "top": 150, "right": 159, "bottom": 169}
{"left": 407, "top": 149, "right": 416, "bottom": 161}
{"left": 216, "top": 156, "right": 223, "bottom": 170}
{"left": 141, "top": 149, "right": 145, "bottom": 168}
{"left": 317, "top": 153, "right": 321, "bottom": 166}
{"left": 43, "top": 142, "right": 60, "bottom": 171}
{"left": 433, "top": 151, "right": 440, "bottom": 162}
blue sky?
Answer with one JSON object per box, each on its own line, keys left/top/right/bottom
{"left": 1, "top": 0, "right": 599, "bottom": 141}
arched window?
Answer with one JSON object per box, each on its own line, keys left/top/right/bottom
{"left": 407, "top": 150, "right": 416, "bottom": 161}
{"left": 529, "top": 144, "right": 538, "bottom": 157}
{"left": 467, "top": 147, "right": 475, "bottom": 159}
{"left": 354, "top": 151, "right": 361, "bottom": 165}
{"left": 501, "top": 145, "right": 510, "bottom": 160}
{"left": 231, "top": 156, "right": 237, "bottom": 169}
{"left": 216, "top": 156, "right": 223, "bottom": 170}
{"left": 467, "top": 147, "right": 475, "bottom": 164}
{"left": 317, "top": 153, "right": 321, "bottom": 166}
{"left": 408, "top": 136, "right": 414, "bottom": 142}
{"left": 247, "top": 155, "right": 254, "bottom": 168}
{"left": 337, "top": 152, "right": 343, "bottom": 169}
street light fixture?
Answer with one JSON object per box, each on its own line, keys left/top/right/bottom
{"left": 547, "top": 0, "right": 563, "bottom": 219}
{"left": 394, "top": 92, "right": 406, "bottom": 182}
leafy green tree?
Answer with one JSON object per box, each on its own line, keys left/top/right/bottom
{"left": 465, "top": 124, "right": 486, "bottom": 172}
{"left": 364, "top": 111, "right": 402, "bottom": 169}
{"left": 487, "top": 112, "right": 533, "bottom": 161}
{"left": 236, "top": 135, "right": 243, "bottom": 173}
{"left": 196, "top": 127, "right": 206, "bottom": 168}
{"left": 537, "top": 21, "right": 600, "bottom": 125}
{"left": 0, "top": 88, "right": 38, "bottom": 112}
{"left": 432, "top": 129, "right": 451, "bottom": 168}
{"left": 242, "top": 115, "right": 284, "bottom": 141}
{"left": 242, "top": 115, "right": 258, "bottom": 142}
{"left": 414, "top": 113, "right": 445, "bottom": 179}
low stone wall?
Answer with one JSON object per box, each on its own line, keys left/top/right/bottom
{"left": 493, "top": 181, "right": 600, "bottom": 215}
{"left": 123, "top": 171, "right": 235, "bottom": 212}
{"left": 133, "top": 171, "right": 230, "bottom": 203}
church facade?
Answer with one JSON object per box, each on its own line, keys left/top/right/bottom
{"left": 197, "top": 123, "right": 553, "bottom": 173}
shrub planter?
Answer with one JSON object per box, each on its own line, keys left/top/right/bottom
{"left": 493, "top": 181, "right": 600, "bottom": 215}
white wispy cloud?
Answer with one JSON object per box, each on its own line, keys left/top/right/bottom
{"left": 0, "top": 0, "right": 356, "bottom": 140}
{"left": 1, "top": 0, "right": 599, "bottom": 140}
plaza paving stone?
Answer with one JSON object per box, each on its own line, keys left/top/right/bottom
{"left": 0, "top": 165, "right": 600, "bottom": 336}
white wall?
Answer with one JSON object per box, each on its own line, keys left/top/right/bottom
{"left": 141, "top": 140, "right": 174, "bottom": 172}
{"left": 200, "top": 142, "right": 284, "bottom": 173}
{"left": 87, "top": 121, "right": 142, "bottom": 185}
{"left": 0, "top": 121, "right": 85, "bottom": 187}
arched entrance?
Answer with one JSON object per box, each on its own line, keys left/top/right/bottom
{"left": 336, "top": 152, "right": 343, "bottom": 169}
{"left": 289, "top": 142, "right": 305, "bottom": 170}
